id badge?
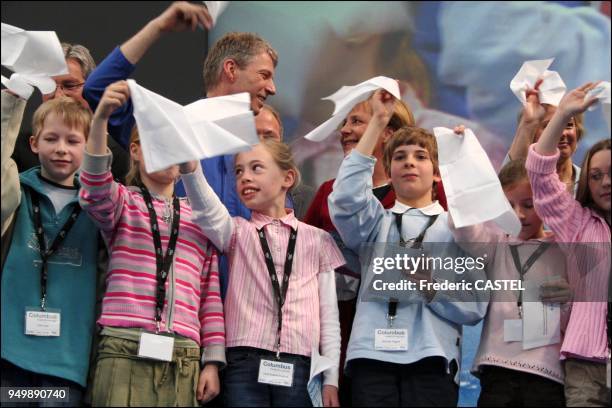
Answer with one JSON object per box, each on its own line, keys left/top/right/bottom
{"left": 25, "top": 307, "right": 61, "bottom": 336}
{"left": 258, "top": 359, "right": 294, "bottom": 387}
{"left": 503, "top": 319, "right": 523, "bottom": 342}
{"left": 374, "top": 328, "right": 408, "bottom": 351}
{"left": 137, "top": 332, "right": 174, "bottom": 362}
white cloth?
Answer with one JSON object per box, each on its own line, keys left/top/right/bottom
{"left": 433, "top": 126, "right": 521, "bottom": 236}
{"left": 203, "top": 1, "right": 229, "bottom": 26}
{"left": 304, "top": 76, "right": 401, "bottom": 142}
{"left": 127, "top": 80, "right": 258, "bottom": 173}
{"left": 509, "top": 58, "right": 566, "bottom": 107}
{"left": 1, "top": 22, "right": 67, "bottom": 98}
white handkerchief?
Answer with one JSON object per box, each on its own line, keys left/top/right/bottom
{"left": 305, "top": 76, "right": 401, "bottom": 142}
{"left": 1, "top": 22, "right": 67, "bottom": 96}
{"left": 203, "top": 1, "right": 229, "bottom": 26}
{"left": 127, "top": 80, "right": 257, "bottom": 173}
{"left": 510, "top": 58, "right": 566, "bottom": 107}
{"left": 434, "top": 127, "right": 521, "bottom": 236}
{"left": 1, "top": 73, "right": 33, "bottom": 99}
{"left": 307, "top": 347, "right": 335, "bottom": 407}
{"left": 586, "top": 81, "right": 611, "bottom": 110}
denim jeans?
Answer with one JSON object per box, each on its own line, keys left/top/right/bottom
{"left": 223, "top": 347, "right": 313, "bottom": 407}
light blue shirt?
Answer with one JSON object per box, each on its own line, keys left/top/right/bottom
{"left": 329, "top": 150, "right": 488, "bottom": 377}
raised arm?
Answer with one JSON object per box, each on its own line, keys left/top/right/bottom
{"left": 1, "top": 91, "right": 27, "bottom": 234}
{"left": 535, "top": 82, "right": 597, "bottom": 156}
{"left": 79, "top": 82, "right": 131, "bottom": 234}
{"left": 121, "top": 1, "right": 212, "bottom": 64}
{"left": 355, "top": 89, "right": 395, "bottom": 157}
{"left": 180, "top": 161, "right": 234, "bottom": 253}
{"left": 508, "top": 79, "right": 546, "bottom": 161}
{"left": 526, "top": 82, "right": 599, "bottom": 242}
{"left": 329, "top": 90, "right": 396, "bottom": 251}
{"left": 84, "top": 2, "right": 212, "bottom": 148}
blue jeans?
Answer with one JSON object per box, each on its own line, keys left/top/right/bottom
{"left": 0, "top": 359, "right": 84, "bottom": 407}
{"left": 223, "top": 347, "right": 313, "bottom": 407}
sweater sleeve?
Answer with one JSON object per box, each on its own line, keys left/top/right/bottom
{"left": 78, "top": 149, "right": 125, "bottom": 241}
{"left": 83, "top": 47, "right": 136, "bottom": 149}
{"left": 199, "top": 244, "right": 226, "bottom": 367}
{"left": 329, "top": 150, "right": 385, "bottom": 252}
{"left": 318, "top": 269, "right": 340, "bottom": 387}
{"left": 1, "top": 91, "right": 26, "bottom": 235}
{"left": 180, "top": 163, "right": 234, "bottom": 253}
{"left": 525, "top": 144, "right": 588, "bottom": 243}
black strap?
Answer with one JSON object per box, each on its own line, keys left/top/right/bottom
{"left": 509, "top": 243, "right": 550, "bottom": 317}
{"left": 394, "top": 212, "right": 438, "bottom": 248}
{"left": 140, "top": 186, "right": 181, "bottom": 328}
{"left": 30, "top": 190, "right": 81, "bottom": 310}
{"left": 388, "top": 213, "right": 439, "bottom": 322}
{"left": 257, "top": 226, "right": 298, "bottom": 357}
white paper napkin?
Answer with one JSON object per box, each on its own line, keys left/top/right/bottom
{"left": 127, "top": 79, "right": 258, "bottom": 173}
{"left": 510, "top": 58, "right": 566, "bottom": 107}
{"left": 434, "top": 126, "right": 521, "bottom": 236}
{"left": 304, "top": 76, "right": 401, "bottom": 142}
{"left": 1, "top": 22, "right": 67, "bottom": 98}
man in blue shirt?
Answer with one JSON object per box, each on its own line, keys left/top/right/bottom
{"left": 83, "top": 2, "right": 278, "bottom": 220}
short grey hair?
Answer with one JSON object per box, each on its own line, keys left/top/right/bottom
{"left": 203, "top": 32, "right": 278, "bottom": 92}
{"left": 62, "top": 42, "right": 96, "bottom": 79}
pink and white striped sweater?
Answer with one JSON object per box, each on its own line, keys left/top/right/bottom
{"left": 526, "top": 145, "right": 610, "bottom": 361}
{"left": 79, "top": 153, "right": 225, "bottom": 362}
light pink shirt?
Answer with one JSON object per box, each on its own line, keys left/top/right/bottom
{"left": 452, "top": 219, "right": 568, "bottom": 383}
{"left": 526, "top": 144, "right": 610, "bottom": 361}
{"left": 224, "top": 212, "right": 344, "bottom": 356}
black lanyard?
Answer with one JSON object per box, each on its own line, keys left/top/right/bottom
{"left": 30, "top": 190, "right": 81, "bottom": 310}
{"left": 388, "top": 213, "right": 439, "bottom": 325}
{"left": 140, "top": 186, "right": 181, "bottom": 332}
{"left": 257, "top": 226, "right": 298, "bottom": 358}
{"left": 509, "top": 243, "right": 550, "bottom": 318}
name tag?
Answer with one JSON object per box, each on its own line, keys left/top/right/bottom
{"left": 503, "top": 319, "right": 523, "bottom": 342}
{"left": 138, "top": 332, "right": 174, "bottom": 362}
{"left": 258, "top": 359, "right": 294, "bottom": 387}
{"left": 374, "top": 328, "right": 408, "bottom": 351}
{"left": 25, "top": 308, "right": 61, "bottom": 336}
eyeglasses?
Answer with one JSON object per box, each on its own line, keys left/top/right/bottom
{"left": 55, "top": 82, "right": 85, "bottom": 93}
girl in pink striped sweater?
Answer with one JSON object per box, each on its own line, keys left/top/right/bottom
{"left": 526, "top": 82, "right": 611, "bottom": 406}
{"left": 79, "top": 81, "right": 225, "bottom": 406}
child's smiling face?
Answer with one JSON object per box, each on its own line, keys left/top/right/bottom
{"left": 234, "top": 144, "right": 294, "bottom": 213}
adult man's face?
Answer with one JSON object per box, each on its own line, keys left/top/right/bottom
{"left": 42, "top": 58, "right": 89, "bottom": 109}
{"left": 255, "top": 108, "right": 282, "bottom": 142}
{"left": 230, "top": 52, "right": 276, "bottom": 114}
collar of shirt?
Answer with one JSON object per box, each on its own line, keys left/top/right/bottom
{"left": 251, "top": 209, "right": 299, "bottom": 230}
{"left": 390, "top": 200, "right": 444, "bottom": 216}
